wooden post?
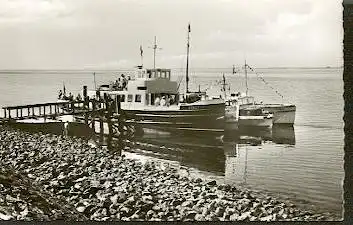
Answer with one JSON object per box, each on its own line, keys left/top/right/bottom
{"left": 39, "top": 106, "right": 41, "bottom": 116}
{"left": 50, "top": 105, "right": 52, "bottom": 115}
{"left": 99, "top": 110, "right": 104, "bottom": 146}
{"left": 117, "top": 95, "right": 123, "bottom": 155}
{"left": 27, "top": 107, "right": 30, "bottom": 117}
{"left": 91, "top": 99, "right": 96, "bottom": 133}
{"left": 20, "top": 108, "right": 23, "bottom": 118}
{"left": 83, "top": 86, "right": 88, "bottom": 125}
{"left": 43, "top": 106, "right": 46, "bottom": 120}
{"left": 16, "top": 109, "right": 18, "bottom": 118}
{"left": 105, "top": 94, "right": 113, "bottom": 151}
{"left": 4, "top": 109, "right": 6, "bottom": 119}
{"left": 8, "top": 109, "right": 11, "bottom": 119}
{"left": 32, "top": 107, "right": 34, "bottom": 117}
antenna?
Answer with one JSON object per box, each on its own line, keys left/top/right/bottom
{"left": 148, "top": 36, "right": 162, "bottom": 70}
{"left": 93, "top": 72, "right": 97, "bottom": 90}
{"left": 245, "top": 59, "right": 248, "bottom": 96}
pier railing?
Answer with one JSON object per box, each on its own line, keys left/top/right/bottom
{"left": 2, "top": 100, "right": 107, "bottom": 121}
{"left": 0, "top": 86, "right": 126, "bottom": 155}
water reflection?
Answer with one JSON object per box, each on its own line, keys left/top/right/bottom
{"left": 128, "top": 126, "right": 295, "bottom": 176}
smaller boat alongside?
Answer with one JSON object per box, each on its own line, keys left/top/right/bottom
{"left": 238, "top": 107, "right": 273, "bottom": 128}
{"left": 224, "top": 61, "right": 296, "bottom": 126}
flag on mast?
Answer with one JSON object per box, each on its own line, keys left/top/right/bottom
{"left": 140, "top": 45, "right": 143, "bottom": 57}
{"left": 63, "top": 82, "right": 66, "bottom": 95}
{"left": 188, "top": 23, "right": 191, "bottom": 32}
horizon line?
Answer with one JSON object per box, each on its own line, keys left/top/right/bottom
{"left": 0, "top": 66, "right": 343, "bottom": 71}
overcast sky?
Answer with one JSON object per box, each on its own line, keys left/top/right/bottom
{"left": 0, "top": 0, "right": 343, "bottom": 69}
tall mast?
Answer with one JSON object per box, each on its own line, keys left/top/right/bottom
{"left": 222, "top": 73, "right": 227, "bottom": 99}
{"left": 150, "top": 36, "right": 162, "bottom": 70}
{"left": 153, "top": 36, "right": 157, "bottom": 70}
{"left": 245, "top": 59, "right": 248, "bottom": 96}
{"left": 186, "top": 23, "right": 191, "bottom": 94}
{"left": 93, "top": 72, "right": 97, "bottom": 90}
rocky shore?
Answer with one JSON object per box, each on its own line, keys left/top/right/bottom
{"left": 0, "top": 125, "right": 340, "bottom": 221}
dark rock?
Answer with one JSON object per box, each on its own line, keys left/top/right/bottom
{"left": 206, "top": 180, "right": 217, "bottom": 186}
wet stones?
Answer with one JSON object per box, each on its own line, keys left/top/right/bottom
{"left": 0, "top": 126, "right": 341, "bottom": 221}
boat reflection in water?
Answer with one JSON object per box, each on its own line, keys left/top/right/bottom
{"left": 126, "top": 125, "right": 295, "bottom": 176}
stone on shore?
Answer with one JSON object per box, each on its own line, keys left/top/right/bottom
{"left": 0, "top": 126, "right": 341, "bottom": 221}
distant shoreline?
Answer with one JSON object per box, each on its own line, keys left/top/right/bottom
{"left": 0, "top": 66, "right": 343, "bottom": 74}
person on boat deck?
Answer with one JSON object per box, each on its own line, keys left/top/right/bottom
{"left": 170, "top": 95, "right": 175, "bottom": 105}
{"left": 160, "top": 96, "right": 166, "bottom": 106}
{"left": 166, "top": 96, "right": 171, "bottom": 107}
{"left": 116, "top": 78, "right": 122, "bottom": 90}
{"left": 121, "top": 74, "right": 128, "bottom": 90}
{"left": 68, "top": 92, "right": 74, "bottom": 101}
{"left": 76, "top": 93, "right": 82, "bottom": 101}
{"left": 58, "top": 90, "right": 63, "bottom": 99}
{"left": 154, "top": 96, "right": 161, "bottom": 106}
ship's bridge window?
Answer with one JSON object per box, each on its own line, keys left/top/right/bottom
{"left": 137, "top": 86, "right": 147, "bottom": 90}
{"left": 127, "top": 94, "right": 133, "bottom": 102}
{"left": 119, "top": 95, "right": 125, "bottom": 102}
{"left": 135, "top": 94, "right": 141, "bottom": 102}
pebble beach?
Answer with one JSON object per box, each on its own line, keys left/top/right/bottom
{"left": 0, "top": 125, "right": 341, "bottom": 221}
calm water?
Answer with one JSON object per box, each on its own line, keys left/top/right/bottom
{"left": 0, "top": 68, "right": 344, "bottom": 217}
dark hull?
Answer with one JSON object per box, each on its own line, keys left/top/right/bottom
{"left": 124, "top": 103, "right": 225, "bottom": 131}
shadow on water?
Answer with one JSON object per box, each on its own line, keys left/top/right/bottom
{"left": 127, "top": 125, "right": 296, "bottom": 175}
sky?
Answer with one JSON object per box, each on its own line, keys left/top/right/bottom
{"left": 0, "top": 0, "right": 343, "bottom": 70}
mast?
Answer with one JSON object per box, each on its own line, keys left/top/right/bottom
{"left": 245, "top": 59, "right": 248, "bottom": 96}
{"left": 93, "top": 72, "right": 97, "bottom": 90}
{"left": 140, "top": 45, "right": 144, "bottom": 67}
{"left": 222, "top": 73, "right": 227, "bottom": 99}
{"left": 186, "top": 23, "right": 191, "bottom": 94}
{"left": 153, "top": 36, "right": 157, "bottom": 70}
{"left": 150, "top": 36, "right": 162, "bottom": 70}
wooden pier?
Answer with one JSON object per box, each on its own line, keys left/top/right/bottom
{"left": 0, "top": 86, "right": 127, "bottom": 154}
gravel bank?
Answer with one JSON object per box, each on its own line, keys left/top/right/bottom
{"left": 0, "top": 125, "right": 340, "bottom": 221}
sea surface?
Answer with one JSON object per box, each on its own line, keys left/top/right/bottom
{"left": 0, "top": 67, "right": 344, "bottom": 217}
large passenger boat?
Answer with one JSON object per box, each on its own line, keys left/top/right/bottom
{"left": 92, "top": 67, "right": 225, "bottom": 132}
{"left": 88, "top": 25, "right": 225, "bottom": 132}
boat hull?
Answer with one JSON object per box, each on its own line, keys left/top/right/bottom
{"left": 258, "top": 104, "right": 296, "bottom": 125}
{"left": 238, "top": 116, "right": 273, "bottom": 128}
{"left": 123, "top": 103, "right": 225, "bottom": 131}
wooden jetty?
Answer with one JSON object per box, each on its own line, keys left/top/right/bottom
{"left": 0, "top": 86, "right": 127, "bottom": 154}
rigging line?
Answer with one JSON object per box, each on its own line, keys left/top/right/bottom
{"left": 246, "top": 64, "right": 288, "bottom": 102}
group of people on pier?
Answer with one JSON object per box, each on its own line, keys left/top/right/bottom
{"left": 114, "top": 74, "right": 131, "bottom": 91}
{"left": 58, "top": 90, "right": 82, "bottom": 102}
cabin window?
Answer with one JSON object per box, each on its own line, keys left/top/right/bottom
{"left": 137, "top": 86, "right": 147, "bottom": 90}
{"left": 166, "top": 71, "right": 170, "bottom": 79}
{"left": 151, "top": 94, "right": 155, "bottom": 105}
{"left": 146, "top": 94, "right": 150, "bottom": 105}
{"left": 127, "top": 94, "right": 133, "bottom": 102}
{"left": 120, "top": 95, "right": 125, "bottom": 102}
{"left": 135, "top": 94, "right": 141, "bottom": 102}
